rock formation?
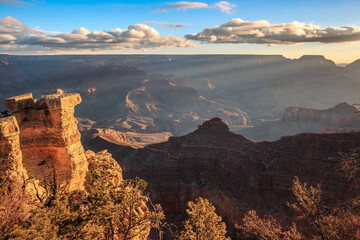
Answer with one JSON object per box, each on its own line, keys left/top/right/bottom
{"left": 0, "top": 90, "right": 150, "bottom": 240}
{"left": 240, "top": 102, "right": 360, "bottom": 141}
{"left": 113, "top": 117, "right": 360, "bottom": 233}
{"left": 281, "top": 102, "right": 359, "bottom": 126}
{"left": 3, "top": 90, "right": 88, "bottom": 191}
{"left": 0, "top": 116, "right": 28, "bottom": 185}
{"left": 82, "top": 127, "right": 172, "bottom": 149}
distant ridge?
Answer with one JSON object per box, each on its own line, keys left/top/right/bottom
{"left": 108, "top": 117, "right": 360, "bottom": 234}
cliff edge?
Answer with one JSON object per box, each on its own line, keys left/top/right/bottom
{"left": 1, "top": 90, "right": 88, "bottom": 191}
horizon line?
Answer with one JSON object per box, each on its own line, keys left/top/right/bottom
{"left": 0, "top": 53, "right": 356, "bottom": 65}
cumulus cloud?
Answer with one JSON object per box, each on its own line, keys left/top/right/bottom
{"left": 0, "top": 16, "right": 27, "bottom": 29}
{"left": 143, "top": 21, "right": 186, "bottom": 29}
{"left": 0, "top": 16, "right": 196, "bottom": 51}
{"left": 155, "top": 1, "right": 236, "bottom": 14}
{"left": 0, "top": 16, "right": 41, "bottom": 43}
{"left": 185, "top": 18, "right": 360, "bottom": 45}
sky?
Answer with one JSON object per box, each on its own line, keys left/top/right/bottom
{"left": 0, "top": 0, "right": 360, "bottom": 63}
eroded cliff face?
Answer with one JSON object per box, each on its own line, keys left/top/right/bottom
{"left": 0, "top": 116, "right": 27, "bottom": 185}
{"left": 0, "top": 91, "right": 151, "bottom": 240}
{"left": 3, "top": 90, "right": 88, "bottom": 191}
{"left": 116, "top": 118, "right": 360, "bottom": 233}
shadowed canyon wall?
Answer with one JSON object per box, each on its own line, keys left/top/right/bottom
{"left": 113, "top": 118, "right": 360, "bottom": 232}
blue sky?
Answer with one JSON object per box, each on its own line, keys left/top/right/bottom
{"left": 1, "top": 0, "right": 360, "bottom": 63}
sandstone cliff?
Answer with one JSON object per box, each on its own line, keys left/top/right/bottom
{"left": 3, "top": 90, "right": 88, "bottom": 191}
{"left": 0, "top": 90, "right": 151, "bottom": 240}
{"left": 0, "top": 116, "right": 28, "bottom": 186}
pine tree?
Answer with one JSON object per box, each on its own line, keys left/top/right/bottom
{"left": 179, "top": 197, "right": 230, "bottom": 240}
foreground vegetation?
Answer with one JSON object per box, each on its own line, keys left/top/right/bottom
{"left": 1, "top": 152, "right": 360, "bottom": 239}
{"left": 0, "top": 152, "right": 229, "bottom": 240}
{"left": 237, "top": 152, "right": 360, "bottom": 240}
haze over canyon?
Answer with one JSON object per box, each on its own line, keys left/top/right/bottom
{"left": 1, "top": 54, "right": 360, "bottom": 146}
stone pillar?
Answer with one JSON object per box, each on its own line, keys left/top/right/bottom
{"left": 0, "top": 116, "right": 28, "bottom": 185}
{"left": 5, "top": 91, "right": 88, "bottom": 191}
{"left": 43, "top": 92, "right": 88, "bottom": 191}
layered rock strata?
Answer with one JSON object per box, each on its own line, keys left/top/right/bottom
{"left": 3, "top": 90, "right": 88, "bottom": 191}
{"left": 0, "top": 116, "right": 28, "bottom": 185}
{"left": 239, "top": 102, "right": 360, "bottom": 141}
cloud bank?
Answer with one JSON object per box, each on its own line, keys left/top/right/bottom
{"left": 155, "top": 1, "right": 236, "bottom": 14}
{"left": 0, "top": 16, "right": 196, "bottom": 51}
{"left": 185, "top": 18, "right": 360, "bottom": 45}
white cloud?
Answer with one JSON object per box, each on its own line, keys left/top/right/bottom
{"left": 211, "top": 1, "right": 236, "bottom": 14}
{"left": 0, "top": 16, "right": 197, "bottom": 52}
{"left": 0, "top": 34, "right": 17, "bottom": 43}
{"left": 0, "top": 16, "right": 41, "bottom": 42}
{"left": 185, "top": 18, "right": 360, "bottom": 44}
{"left": 0, "top": 16, "right": 27, "bottom": 29}
{"left": 155, "top": 1, "right": 236, "bottom": 14}
{"left": 72, "top": 27, "right": 91, "bottom": 36}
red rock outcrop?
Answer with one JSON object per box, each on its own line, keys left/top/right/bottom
{"left": 4, "top": 90, "right": 88, "bottom": 191}
{"left": 0, "top": 91, "right": 150, "bottom": 239}
{"left": 114, "top": 118, "right": 360, "bottom": 233}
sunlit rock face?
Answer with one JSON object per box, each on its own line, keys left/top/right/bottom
{"left": 117, "top": 117, "right": 360, "bottom": 233}
{"left": 0, "top": 92, "right": 149, "bottom": 239}
{"left": 0, "top": 116, "right": 28, "bottom": 185}
{"left": 4, "top": 90, "right": 88, "bottom": 191}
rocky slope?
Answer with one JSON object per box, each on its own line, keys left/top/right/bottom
{"left": 111, "top": 118, "right": 360, "bottom": 233}
{"left": 239, "top": 102, "right": 360, "bottom": 141}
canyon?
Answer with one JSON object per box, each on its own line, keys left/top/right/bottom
{"left": 1, "top": 89, "right": 359, "bottom": 237}
{"left": 1, "top": 53, "right": 360, "bottom": 236}
{"left": 1, "top": 54, "right": 360, "bottom": 145}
